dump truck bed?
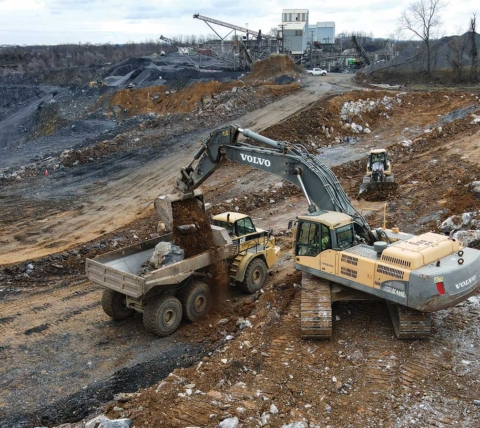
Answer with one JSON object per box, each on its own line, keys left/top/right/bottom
{"left": 86, "top": 227, "right": 232, "bottom": 298}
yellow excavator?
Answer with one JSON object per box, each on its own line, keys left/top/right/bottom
{"left": 157, "top": 124, "right": 480, "bottom": 340}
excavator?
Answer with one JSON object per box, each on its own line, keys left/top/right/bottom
{"left": 157, "top": 124, "right": 480, "bottom": 340}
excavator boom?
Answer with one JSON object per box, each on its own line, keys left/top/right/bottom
{"left": 162, "top": 124, "right": 371, "bottom": 241}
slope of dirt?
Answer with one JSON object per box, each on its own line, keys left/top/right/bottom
{"left": 106, "top": 81, "right": 239, "bottom": 118}
{"left": 245, "top": 54, "right": 305, "bottom": 83}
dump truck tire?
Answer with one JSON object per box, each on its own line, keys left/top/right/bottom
{"left": 101, "top": 289, "right": 135, "bottom": 320}
{"left": 143, "top": 295, "right": 182, "bottom": 337}
{"left": 240, "top": 258, "right": 267, "bottom": 294}
{"left": 178, "top": 281, "right": 211, "bottom": 322}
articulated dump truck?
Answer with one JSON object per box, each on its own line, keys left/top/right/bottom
{"left": 86, "top": 206, "right": 280, "bottom": 337}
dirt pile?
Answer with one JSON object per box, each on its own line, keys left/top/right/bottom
{"left": 106, "top": 80, "right": 240, "bottom": 119}
{"left": 172, "top": 198, "right": 214, "bottom": 259}
{"left": 171, "top": 197, "right": 230, "bottom": 307}
{"left": 245, "top": 54, "right": 305, "bottom": 83}
{"left": 261, "top": 90, "right": 480, "bottom": 154}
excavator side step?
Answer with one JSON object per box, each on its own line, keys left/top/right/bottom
{"left": 300, "top": 273, "right": 332, "bottom": 340}
{"left": 387, "top": 303, "right": 431, "bottom": 339}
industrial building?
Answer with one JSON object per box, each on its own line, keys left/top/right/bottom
{"left": 160, "top": 10, "right": 382, "bottom": 72}
{"left": 308, "top": 22, "right": 335, "bottom": 45}
{"left": 279, "top": 9, "right": 309, "bottom": 55}
{"left": 277, "top": 10, "right": 336, "bottom": 61}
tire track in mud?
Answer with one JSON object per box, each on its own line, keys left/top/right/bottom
{"left": 0, "top": 274, "right": 219, "bottom": 428}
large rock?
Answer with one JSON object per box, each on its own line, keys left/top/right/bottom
{"left": 440, "top": 212, "right": 479, "bottom": 233}
{"left": 452, "top": 230, "right": 480, "bottom": 248}
{"left": 85, "top": 415, "right": 109, "bottom": 428}
{"left": 219, "top": 417, "right": 239, "bottom": 428}
{"left": 149, "top": 241, "right": 184, "bottom": 269}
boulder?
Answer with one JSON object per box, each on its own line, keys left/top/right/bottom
{"left": 150, "top": 242, "right": 184, "bottom": 269}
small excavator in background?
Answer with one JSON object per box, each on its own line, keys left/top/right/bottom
{"left": 359, "top": 148, "right": 397, "bottom": 194}
{"left": 156, "top": 125, "right": 479, "bottom": 340}
{"left": 89, "top": 79, "right": 105, "bottom": 88}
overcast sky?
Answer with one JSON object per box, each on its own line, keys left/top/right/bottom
{"left": 0, "top": 0, "right": 478, "bottom": 46}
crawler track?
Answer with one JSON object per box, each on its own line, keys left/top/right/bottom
{"left": 300, "top": 273, "right": 332, "bottom": 339}
{"left": 387, "top": 303, "right": 432, "bottom": 339}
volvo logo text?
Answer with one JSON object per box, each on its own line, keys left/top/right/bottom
{"left": 454, "top": 274, "right": 476, "bottom": 290}
{"left": 240, "top": 153, "right": 271, "bottom": 167}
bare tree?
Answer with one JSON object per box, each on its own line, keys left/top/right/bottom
{"left": 399, "top": 0, "right": 447, "bottom": 75}
{"left": 446, "top": 29, "right": 467, "bottom": 82}
{"left": 470, "top": 14, "right": 478, "bottom": 82}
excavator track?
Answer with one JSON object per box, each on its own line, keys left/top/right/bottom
{"left": 387, "top": 303, "right": 431, "bottom": 339}
{"left": 300, "top": 273, "right": 332, "bottom": 339}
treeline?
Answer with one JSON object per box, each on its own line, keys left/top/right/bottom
{"left": 0, "top": 41, "right": 161, "bottom": 71}
{"left": 0, "top": 34, "right": 221, "bottom": 72}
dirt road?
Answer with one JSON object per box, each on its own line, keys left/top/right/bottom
{"left": 0, "top": 74, "right": 356, "bottom": 265}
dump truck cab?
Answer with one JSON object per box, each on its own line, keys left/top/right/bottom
{"left": 212, "top": 212, "right": 265, "bottom": 240}
{"left": 211, "top": 212, "right": 280, "bottom": 282}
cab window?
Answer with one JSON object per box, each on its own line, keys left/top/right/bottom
{"left": 336, "top": 225, "right": 354, "bottom": 249}
{"left": 235, "top": 217, "right": 256, "bottom": 236}
{"left": 212, "top": 220, "right": 235, "bottom": 236}
{"left": 296, "top": 221, "right": 332, "bottom": 256}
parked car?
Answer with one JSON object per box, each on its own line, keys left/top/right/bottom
{"left": 306, "top": 68, "right": 327, "bottom": 76}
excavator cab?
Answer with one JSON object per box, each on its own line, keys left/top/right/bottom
{"left": 295, "top": 213, "right": 355, "bottom": 257}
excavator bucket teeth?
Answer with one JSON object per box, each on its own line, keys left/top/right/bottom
{"left": 154, "top": 189, "right": 204, "bottom": 231}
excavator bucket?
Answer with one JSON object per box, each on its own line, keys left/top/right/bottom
{"left": 154, "top": 189, "right": 204, "bottom": 232}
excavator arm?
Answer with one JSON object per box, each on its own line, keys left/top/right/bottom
{"left": 157, "top": 124, "right": 372, "bottom": 241}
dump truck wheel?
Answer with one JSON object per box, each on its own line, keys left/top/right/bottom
{"left": 143, "top": 295, "right": 182, "bottom": 337}
{"left": 101, "top": 289, "right": 135, "bottom": 320}
{"left": 178, "top": 281, "right": 211, "bottom": 322}
{"left": 240, "top": 258, "right": 267, "bottom": 293}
